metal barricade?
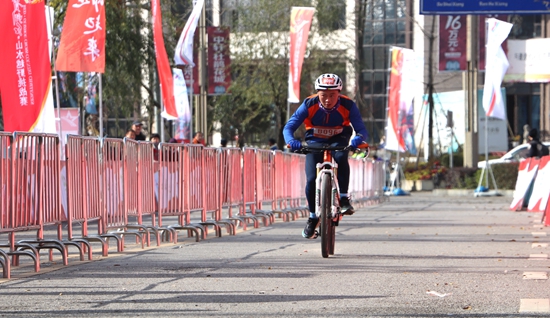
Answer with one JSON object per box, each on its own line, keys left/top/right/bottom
{"left": 253, "top": 149, "right": 275, "bottom": 224}
{"left": 217, "top": 147, "right": 244, "bottom": 232}
{"left": 287, "top": 152, "right": 308, "bottom": 217}
{"left": 102, "top": 138, "right": 144, "bottom": 250}
{"left": 157, "top": 143, "right": 201, "bottom": 241}
{"left": 241, "top": 148, "right": 260, "bottom": 228}
{"left": 349, "top": 157, "right": 365, "bottom": 205}
{"left": 274, "top": 151, "right": 304, "bottom": 221}
{"left": 66, "top": 135, "right": 118, "bottom": 257}
{"left": 0, "top": 132, "right": 12, "bottom": 278}
{"left": 3, "top": 133, "right": 68, "bottom": 272}
{"left": 201, "top": 147, "right": 233, "bottom": 236}
{"left": 123, "top": 139, "right": 168, "bottom": 246}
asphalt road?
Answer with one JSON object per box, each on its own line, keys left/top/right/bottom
{"left": 1, "top": 193, "right": 550, "bottom": 317}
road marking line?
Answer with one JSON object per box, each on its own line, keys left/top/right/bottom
{"left": 532, "top": 232, "right": 547, "bottom": 237}
{"left": 529, "top": 254, "right": 548, "bottom": 260}
{"left": 532, "top": 243, "right": 548, "bottom": 248}
{"left": 523, "top": 272, "right": 548, "bottom": 280}
{"left": 519, "top": 299, "right": 550, "bottom": 312}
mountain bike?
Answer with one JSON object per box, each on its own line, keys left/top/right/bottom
{"left": 298, "top": 143, "right": 369, "bottom": 258}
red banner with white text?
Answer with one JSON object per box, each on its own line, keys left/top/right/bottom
{"left": 55, "top": 0, "right": 105, "bottom": 73}
{"left": 288, "top": 7, "right": 314, "bottom": 103}
{"left": 207, "top": 27, "right": 231, "bottom": 95}
{"left": 439, "top": 15, "right": 467, "bottom": 72}
{"left": 152, "top": 0, "right": 177, "bottom": 120}
{"left": 0, "top": 0, "right": 53, "bottom": 132}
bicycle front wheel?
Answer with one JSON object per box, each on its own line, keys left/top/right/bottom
{"left": 320, "top": 173, "right": 335, "bottom": 258}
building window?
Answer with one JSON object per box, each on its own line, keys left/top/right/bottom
{"left": 317, "top": 0, "right": 346, "bottom": 31}
{"left": 361, "top": 0, "right": 408, "bottom": 142}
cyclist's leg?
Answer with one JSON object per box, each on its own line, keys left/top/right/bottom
{"left": 334, "top": 150, "right": 354, "bottom": 214}
{"left": 303, "top": 152, "right": 323, "bottom": 238}
{"left": 305, "top": 151, "right": 323, "bottom": 216}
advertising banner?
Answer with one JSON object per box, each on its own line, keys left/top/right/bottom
{"left": 56, "top": 0, "right": 105, "bottom": 73}
{"left": 386, "top": 47, "right": 417, "bottom": 154}
{"left": 288, "top": 7, "right": 314, "bottom": 103}
{"left": 152, "top": 0, "right": 176, "bottom": 120}
{"left": 0, "top": 0, "right": 55, "bottom": 133}
{"left": 505, "top": 38, "right": 550, "bottom": 83}
{"left": 482, "top": 18, "right": 512, "bottom": 121}
{"left": 439, "top": 15, "right": 467, "bottom": 71}
{"left": 207, "top": 27, "right": 231, "bottom": 95}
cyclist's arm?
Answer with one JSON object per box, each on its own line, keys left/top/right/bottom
{"left": 283, "top": 103, "right": 309, "bottom": 143}
{"left": 349, "top": 103, "right": 369, "bottom": 141}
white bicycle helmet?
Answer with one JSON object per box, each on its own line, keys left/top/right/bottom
{"left": 315, "top": 73, "right": 343, "bottom": 91}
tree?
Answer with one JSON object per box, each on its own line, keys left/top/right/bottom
{"left": 47, "top": 0, "right": 187, "bottom": 137}
{"left": 212, "top": 0, "right": 350, "bottom": 148}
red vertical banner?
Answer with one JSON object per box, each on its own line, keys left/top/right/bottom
{"left": 151, "top": 0, "right": 176, "bottom": 119}
{"left": 55, "top": 0, "right": 106, "bottom": 73}
{"left": 439, "top": 15, "right": 467, "bottom": 71}
{"left": 288, "top": 7, "right": 314, "bottom": 103}
{"left": 0, "top": 0, "right": 52, "bottom": 132}
{"left": 207, "top": 27, "right": 231, "bottom": 95}
{"left": 386, "top": 48, "right": 405, "bottom": 152}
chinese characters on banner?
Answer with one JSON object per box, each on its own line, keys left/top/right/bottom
{"left": 207, "top": 27, "right": 231, "bottom": 95}
{"left": 439, "top": 15, "right": 508, "bottom": 72}
{"left": 439, "top": 15, "right": 467, "bottom": 71}
{"left": 0, "top": 0, "right": 54, "bottom": 132}
{"left": 55, "top": 0, "right": 105, "bottom": 73}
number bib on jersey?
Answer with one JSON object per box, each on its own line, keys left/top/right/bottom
{"left": 311, "top": 127, "right": 344, "bottom": 138}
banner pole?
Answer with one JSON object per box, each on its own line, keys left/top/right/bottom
{"left": 160, "top": 83, "right": 165, "bottom": 142}
{"left": 99, "top": 73, "right": 103, "bottom": 138}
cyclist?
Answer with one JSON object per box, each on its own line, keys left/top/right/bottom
{"left": 283, "top": 73, "right": 369, "bottom": 239}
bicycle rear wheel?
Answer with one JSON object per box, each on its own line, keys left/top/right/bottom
{"left": 320, "top": 173, "right": 335, "bottom": 258}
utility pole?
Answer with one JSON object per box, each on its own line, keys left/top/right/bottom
{"left": 196, "top": 0, "right": 208, "bottom": 142}
{"left": 427, "top": 18, "right": 435, "bottom": 162}
{"left": 463, "top": 15, "right": 479, "bottom": 168}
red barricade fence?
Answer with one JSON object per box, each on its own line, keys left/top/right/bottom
{"left": 0, "top": 133, "right": 385, "bottom": 279}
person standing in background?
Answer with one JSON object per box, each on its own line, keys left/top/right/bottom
{"left": 192, "top": 131, "right": 206, "bottom": 146}
{"left": 132, "top": 121, "right": 147, "bottom": 141}
{"left": 268, "top": 138, "right": 278, "bottom": 150}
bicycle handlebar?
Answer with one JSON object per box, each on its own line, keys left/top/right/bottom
{"left": 289, "top": 142, "right": 370, "bottom": 155}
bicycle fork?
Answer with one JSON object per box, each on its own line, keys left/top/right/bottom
{"left": 314, "top": 162, "right": 341, "bottom": 220}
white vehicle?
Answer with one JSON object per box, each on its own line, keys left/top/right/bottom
{"left": 477, "top": 142, "right": 550, "bottom": 169}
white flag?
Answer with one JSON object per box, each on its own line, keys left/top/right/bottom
{"left": 482, "top": 18, "right": 513, "bottom": 121}
{"left": 174, "top": 0, "right": 204, "bottom": 66}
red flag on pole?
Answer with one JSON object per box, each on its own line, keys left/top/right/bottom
{"left": 55, "top": 0, "right": 106, "bottom": 73}
{"left": 151, "top": 0, "right": 177, "bottom": 119}
{"left": 288, "top": 7, "right": 314, "bottom": 103}
{"left": 0, "top": 0, "right": 54, "bottom": 132}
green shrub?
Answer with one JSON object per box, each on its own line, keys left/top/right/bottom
{"left": 440, "top": 152, "right": 464, "bottom": 167}
{"left": 443, "top": 167, "right": 478, "bottom": 189}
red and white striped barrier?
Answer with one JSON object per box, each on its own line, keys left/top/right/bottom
{"left": 529, "top": 157, "right": 550, "bottom": 213}
{"left": 510, "top": 158, "right": 539, "bottom": 211}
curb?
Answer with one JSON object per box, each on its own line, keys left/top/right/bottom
{"left": 431, "top": 189, "right": 515, "bottom": 197}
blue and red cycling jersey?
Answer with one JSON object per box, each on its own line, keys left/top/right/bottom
{"left": 283, "top": 94, "right": 368, "bottom": 144}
